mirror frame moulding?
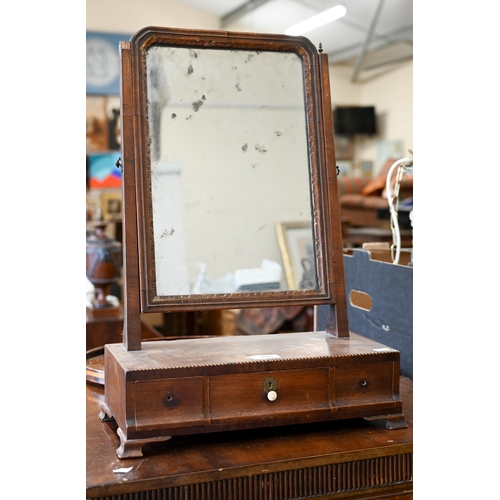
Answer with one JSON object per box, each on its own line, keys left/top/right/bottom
{"left": 121, "top": 26, "right": 345, "bottom": 314}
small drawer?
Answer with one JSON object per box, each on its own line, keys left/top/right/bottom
{"left": 334, "top": 362, "right": 395, "bottom": 408}
{"left": 210, "top": 368, "right": 330, "bottom": 423}
{"left": 133, "top": 377, "right": 207, "bottom": 430}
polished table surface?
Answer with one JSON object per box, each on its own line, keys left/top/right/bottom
{"left": 87, "top": 371, "right": 412, "bottom": 499}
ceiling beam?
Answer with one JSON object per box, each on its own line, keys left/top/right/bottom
{"left": 221, "top": 0, "right": 273, "bottom": 28}
{"left": 351, "top": 0, "right": 385, "bottom": 83}
{"left": 326, "top": 26, "right": 412, "bottom": 64}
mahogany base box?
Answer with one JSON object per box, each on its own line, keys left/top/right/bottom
{"left": 101, "top": 330, "right": 407, "bottom": 458}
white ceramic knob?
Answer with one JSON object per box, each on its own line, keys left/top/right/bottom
{"left": 267, "top": 390, "right": 277, "bottom": 401}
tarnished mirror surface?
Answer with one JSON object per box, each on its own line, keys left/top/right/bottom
{"left": 146, "top": 46, "right": 316, "bottom": 296}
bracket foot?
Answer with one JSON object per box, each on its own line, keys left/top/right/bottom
{"left": 116, "top": 427, "right": 172, "bottom": 458}
{"left": 364, "top": 413, "right": 408, "bottom": 429}
{"left": 99, "top": 403, "right": 114, "bottom": 422}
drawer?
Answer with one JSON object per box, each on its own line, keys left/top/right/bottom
{"left": 133, "top": 377, "right": 207, "bottom": 430}
{"left": 210, "top": 368, "right": 330, "bottom": 423}
{"left": 334, "top": 362, "right": 395, "bottom": 408}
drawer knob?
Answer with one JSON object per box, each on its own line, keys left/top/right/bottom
{"left": 267, "top": 390, "right": 278, "bottom": 401}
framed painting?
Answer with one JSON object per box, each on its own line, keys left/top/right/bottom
{"left": 360, "top": 160, "right": 373, "bottom": 177}
{"left": 86, "top": 31, "right": 132, "bottom": 95}
{"left": 88, "top": 152, "right": 122, "bottom": 189}
{"left": 275, "top": 221, "right": 316, "bottom": 290}
{"left": 86, "top": 95, "right": 109, "bottom": 152}
{"left": 101, "top": 190, "right": 122, "bottom": 221}
{"left": 106, "top": 96, "right": 121, "bottom": 151}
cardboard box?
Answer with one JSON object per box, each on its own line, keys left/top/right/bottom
{"left": 317, "top": 248, "right": 413, "bottom": 379}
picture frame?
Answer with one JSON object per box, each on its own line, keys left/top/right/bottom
{"left": 86, "top": 31, "right": 133, "bottom": 95}
{"left": 101, "top": 190, "right": 123, "bottom": 221}
{"left": 88, "top": 152, "right": 122, "bottom": 189}
{"left": 360, "top": 160, "right": 373, "bottom": 177}
{"left": 275, "top": 221, "right": 316, "bottom": 290}
{"left": 86, "top": 95, "right": 109, "bottom": 152}
{"left": 106, "top": 96, "right": 121, "bottom": 151}
{"left": 87, "top": 95, "right": 122, "bottom": 153}
{"left": 333, "top": 134, "right": 354, "bottom": 161}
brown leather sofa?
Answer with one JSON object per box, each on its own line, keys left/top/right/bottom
{"left": 337, "top": 158, "right": 413, "bottom": 230}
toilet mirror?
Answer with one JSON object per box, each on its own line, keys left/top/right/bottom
{"left": 120, "top": 27, "right": 343, "bottom": 316}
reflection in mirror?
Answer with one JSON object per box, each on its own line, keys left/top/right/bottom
{"left": 146, "top": 46, "right": 317, "bottom": 296}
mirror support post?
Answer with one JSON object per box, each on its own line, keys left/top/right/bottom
{"left": 319, "top": 52, "right": 350, "bottom": 338}
{"left": 120, "top": 42, "right": 142, "bottom": 351}
{"left": 325, "top": 304, "right": 339, "bottom": 337}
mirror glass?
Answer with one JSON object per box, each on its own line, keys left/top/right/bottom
{"left": 146, "top": 45, "right": 316, "bottom": 296}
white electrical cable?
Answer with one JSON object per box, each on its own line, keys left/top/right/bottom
{"left": 385, "top": 156, "right": 412, "bottom": 265}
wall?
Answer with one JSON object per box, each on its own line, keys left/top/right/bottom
{"left": 86, "top": 0, "right": 220, "bottom": 33}
{"left": 357, "top": 61, "right": 413, "bottom": 175}
{"left": 329, "top": 61, "right": 413, "bottom": 176}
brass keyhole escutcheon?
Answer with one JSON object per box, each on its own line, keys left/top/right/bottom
{"left": 263, "top": 377, "right": 278, "bottom": 393}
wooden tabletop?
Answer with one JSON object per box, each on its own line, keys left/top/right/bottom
{"left": 87, "top": 373, "right": 412, "bottom": 499}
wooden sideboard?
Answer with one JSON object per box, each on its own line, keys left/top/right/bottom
{"left": 86, "top": 306, "right": 164, "bottom": 351}
{"left": 86, "top": 373, "right": 412, "bottom": 499}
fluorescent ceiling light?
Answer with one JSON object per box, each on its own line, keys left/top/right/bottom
{"left": 285, "top": 5, "right": 347, "bottom": 36}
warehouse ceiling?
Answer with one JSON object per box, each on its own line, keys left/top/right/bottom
{"left": 177, "top": 0, "right": 412, "bottom": 82}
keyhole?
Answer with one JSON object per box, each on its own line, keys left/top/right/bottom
{"left": 360, "top": 379, "right": 368, "bottom": 387}
{"left": 166, "top": 395, "right": 173, "bottom": 401}
{"left": 263, "top": 377, "right": 277, "bottom": 393}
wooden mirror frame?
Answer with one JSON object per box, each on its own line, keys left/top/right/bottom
{"left": 119, "top": 26, "right": 349, "bottom": 350}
